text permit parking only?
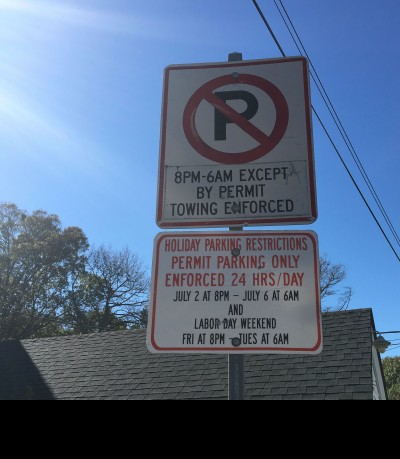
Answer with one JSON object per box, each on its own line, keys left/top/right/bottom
{"left": 147, "top": 231, "right": 323, "bottom": 354}
{"left": 157, "top": 57, "right": 317, "bottom": 229}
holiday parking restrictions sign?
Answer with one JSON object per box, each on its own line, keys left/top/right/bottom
{"left": 147, "top": 231, "right": 323, "bottom": 354}
{"left": 157, "top": 57, "right": 317, "bottom": 228}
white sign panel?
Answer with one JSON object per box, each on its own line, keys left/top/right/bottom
{"left": 147, "top": 231, "right": 323, "bottom": 354}
{"left": 157, "top": 57, "right": 317, "bottom": 228}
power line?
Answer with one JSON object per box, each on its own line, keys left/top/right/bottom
{"left": 251, "top": 0, "right": 400, "bottom": 263}
{"left": 377, "top": 331, "right": 400, "bottom": 335}
{"left": 312, "top": 108, "right": 400, "bottom": 262}
{"left": 388, "top": 344, "right": 400, "bottom": 352}
{"left": 274, "top": 0, "right": 400, "bottom": 248}
{"left": 251, "top": 0, "right": 286, "bottom": 57}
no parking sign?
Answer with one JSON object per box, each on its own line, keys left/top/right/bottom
{"left": 157, "top": 57, "right": 317, "bottom": 229}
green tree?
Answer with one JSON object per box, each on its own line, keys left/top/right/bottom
{"left": 0, "top": 203, "right": 88, "bottom": 340}
{"left": 0, "top": 203, "right": 150, "bottom": 339}
{"left": 382, "top": 357, "right": 400, "bottom": 400}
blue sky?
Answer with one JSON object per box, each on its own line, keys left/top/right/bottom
{"left": 0, "top": 0, "right": 399, "bottom": 355}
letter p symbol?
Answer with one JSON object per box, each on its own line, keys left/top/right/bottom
{"left": 214, "top": 91, "right": 259, "bottom": 141}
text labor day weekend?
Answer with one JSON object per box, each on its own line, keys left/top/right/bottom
{"left": 157, "top": 57, "right": 317, "bottom": 228}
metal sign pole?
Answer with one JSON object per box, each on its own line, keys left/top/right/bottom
{"left": 229, "top": 224, "right": 244, "bottom": 401}
{"left": 227, "top": 52, "right": 245, "bottom": 401}
{"left": 229, "top": 353, "right": 245, "bottom": 400}
{"left": 228, "top": 223, "right": 244, "bottom": 400}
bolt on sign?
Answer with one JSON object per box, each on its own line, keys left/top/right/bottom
{"left": 157, "top": 57, "right": 317, "bottom": 229}
{"left": 147, "top": 231, "right": 323, "bottom": 354}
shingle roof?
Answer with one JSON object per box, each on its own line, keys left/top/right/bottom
{"left": 0, "top": 309, "right": 375, "bottom": 400}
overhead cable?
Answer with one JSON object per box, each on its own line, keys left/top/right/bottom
{"left": 274, "top": 0, "right": 400, "bottom": 248}
{"left": 251, "top": 0, "right": 400, "bottom": 263}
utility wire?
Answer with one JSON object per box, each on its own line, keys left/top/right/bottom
{"left": 252, "top": 0, "right": 286, "bottom": 57}
{"left": 388, "top": 344, "right": 400, "bottom": 351}
{"left": 251, "top": 0, "right": 400, "bottom": 263}
{"left": 377, "top": 331, "right": 400, "bottom": 335}
{"left": 312, "top": 108, "right": 400, "bottom": 262}
{"left": 274, "top": 0, "right": 400, "bottom": 248}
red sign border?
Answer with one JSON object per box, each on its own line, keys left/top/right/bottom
{"left": 148, "top": 231, "right": 323, "bottom": 354}
{"left": 156, "top": 57, "right": 318, "bottom": 228}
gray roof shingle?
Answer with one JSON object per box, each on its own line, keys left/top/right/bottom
{"left": 0, "top": 309, "right": 375, "bottom": 400}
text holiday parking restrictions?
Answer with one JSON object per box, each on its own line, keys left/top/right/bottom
{"left": 157, "top": 57, "right": 317, "bottom": 228}
{"left": 147, "top": 232, "right": 323, "bottom": 354}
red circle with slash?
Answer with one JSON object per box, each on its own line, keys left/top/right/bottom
{"left": 183, "top": 74, "right": 289, "bottom": 165}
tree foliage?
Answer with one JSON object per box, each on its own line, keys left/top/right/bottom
{"left": 0, "top": 202, "right": 355, "bottom": 340}
{"left": 0, "top": 203, "right": 149, "bottom": 340}
{"left": 382, "top": 357, "right": 400, "bottom": 401}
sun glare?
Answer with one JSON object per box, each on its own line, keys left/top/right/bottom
{"left": 0, "top": 0, "right": 147, "bottom": 176}
{"left": 0, "top": 83, "right": 109, "bottom": 176}
{"left": 0, "top": 0, "right": 171, "bottom": 182}
{"left": 0, "top": 0, "right": 167, "bottom": 38}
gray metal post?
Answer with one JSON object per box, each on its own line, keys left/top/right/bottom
{"left": 227, "top": 52, "right": 245, "bottom": 401}
{"left": 228, "top": 225, "right": 245, "bottom": 401}
{"left": 228, "top": 227, "right": 244, "bottom": 400}
{"left": 229, "top": 353, "right": 245, "bottom": 400}
{"left": 228, "top": 52, "right": 243, "bottom": 62}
